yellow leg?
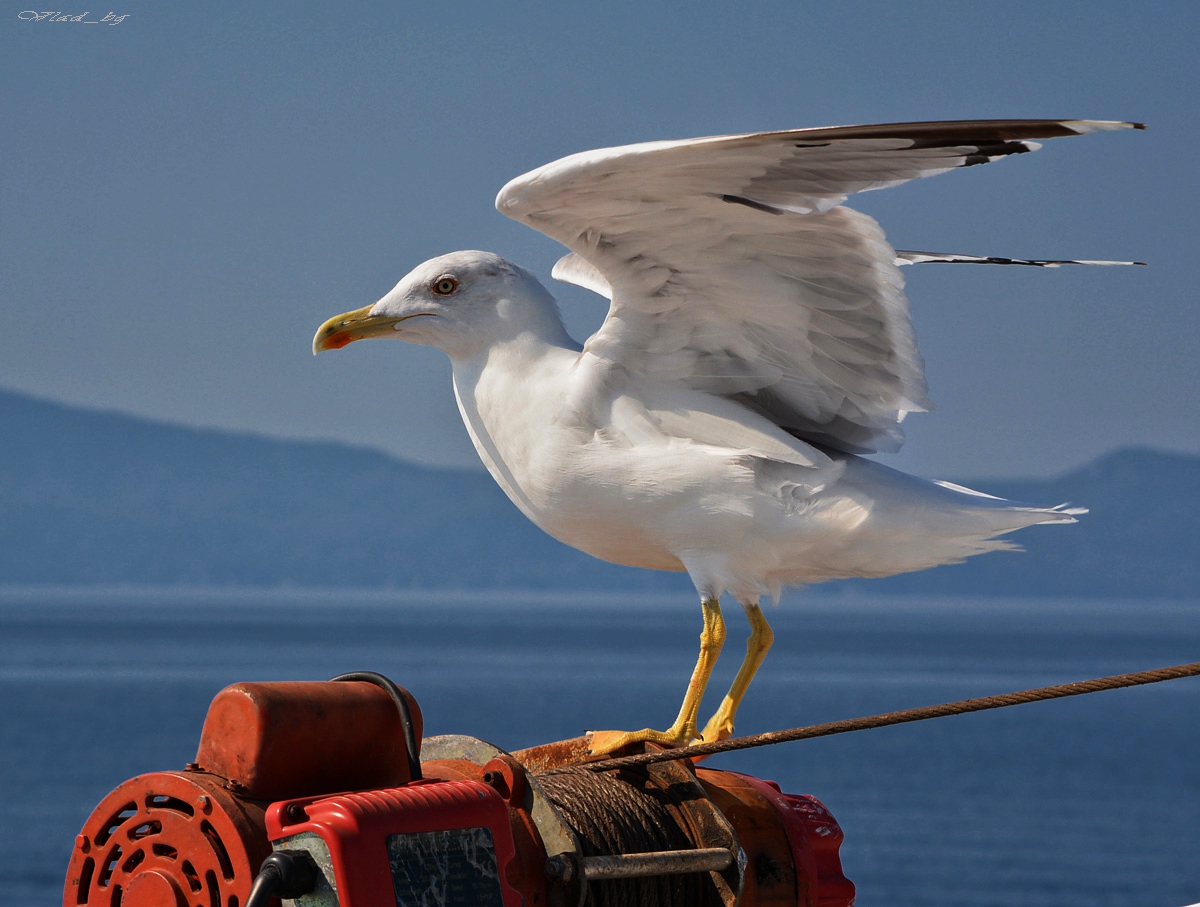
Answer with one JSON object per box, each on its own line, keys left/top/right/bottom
{"left": 589, "top": 599, "right": 726, "bottom": 755}
{"left": 699, "top": 602, "right": 774, "bottom": 743}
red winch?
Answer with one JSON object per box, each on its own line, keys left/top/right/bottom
{"left": 64, "top": 672, "right": 854, "bottom": 907}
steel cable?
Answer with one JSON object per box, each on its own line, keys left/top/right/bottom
{"left": 537, "top": 769, "right": 714, "bottom": 907}
{"left": 583, "top": 661, "right": 1200, "bottom": 772}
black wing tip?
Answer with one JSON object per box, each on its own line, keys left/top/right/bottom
{"left": 720, "top": 193, "right": 788, "bottom": 215}
{"left": 775, "top": 118, "right": 1145, "bottom": 144}
{"left": 896, "top": 250, "right": 1148, "bottom": 268}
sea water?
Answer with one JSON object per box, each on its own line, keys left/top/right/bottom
{"left": 1, "top": 588, "right": 1197, "bottom": 907}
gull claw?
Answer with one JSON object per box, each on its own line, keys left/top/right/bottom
{"left": 587, "top": 726, "right": 699, "bottom": 756}
{"left": 699, "top": 713, "right": 736, "bottom": 745}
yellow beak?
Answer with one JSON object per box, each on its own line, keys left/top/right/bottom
{"left": 312, "top": 305, "right": 406, "bottom": 354}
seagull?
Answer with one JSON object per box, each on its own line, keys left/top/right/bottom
{"left": 313, "top": 119, "right": 1142, "bottom": 754}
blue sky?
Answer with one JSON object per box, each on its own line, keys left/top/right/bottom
{"left": 1, "top": 1, "right": 1195, "bottom": 477}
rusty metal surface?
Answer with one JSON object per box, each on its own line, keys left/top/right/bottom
{"left": 511, "top": 735, "right": 595, "bottom": 773}
{"left": 743, "top": 779, "right": 854, "bottom": 907}
{"left": 63, "top": 771, "right": 270, "bottom": 907}
{"left": 424, "top": 735, "right": 586, "bottom": 907}
{"left": 695, "top": 770, "right": 804, "bottom": 907}
{"left": 65, "top": 679, "right": 852, "bottom": 907}
{"left": 420, "top": 733, "right": 506, "bottom": 765}
{"left": 546, "top": 847, "right": 735, "bottom": 881}
{"left": 642, "top": 756, "right": 744, "bottom": 907}
{"left": 697, "top": 770, "right": 855, "bottom": 907}
{"left": 194, "top": 681, "right": 421, "bottom": 801}
{"left": 423, "top": 736, "right": 580, "bottom": 859}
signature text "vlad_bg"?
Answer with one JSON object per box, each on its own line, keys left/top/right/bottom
{"left": 18, "top": 11, "right": 128, "bottom": 24}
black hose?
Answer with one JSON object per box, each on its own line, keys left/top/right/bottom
{"left": 331, "top": 671, "right": 423, "bottom": 781}
{"left": 245, "top": 850, "right": 320, "bottom": 907}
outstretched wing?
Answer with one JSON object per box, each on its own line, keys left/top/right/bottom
{"left": 496, "top": 119, "right": 1141, "bottom": 454}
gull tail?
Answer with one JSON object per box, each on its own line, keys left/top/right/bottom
{"left": 931, "top": 478, "right": 1086, "bottom": 542}
{"left": 817, "top": 457, "right": 1088, "bottom": 580}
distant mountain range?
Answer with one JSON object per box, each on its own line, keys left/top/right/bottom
{"left": 1, "top": 387, "right": 1196, "bottom": 598}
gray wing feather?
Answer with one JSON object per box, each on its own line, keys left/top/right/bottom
{"left": 498, "top": 119, "right": 1141, "bottom": 454}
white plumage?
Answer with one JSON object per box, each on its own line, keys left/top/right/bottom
{"left": 314, "top": 119, "right": 1140, "bottom": 752}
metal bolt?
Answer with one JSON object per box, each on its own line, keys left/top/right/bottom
{"left": 76, "top": 834, "right": 90, "bottom": 854}
{"left": 545, "top": 854, "right": 576, "bottom": 882}
{"left": 482, "top": 770, "right": 508, "bottom": 794}
{"left": 285, "top": 803, "right": 308, "bottom": 824}
{"left": 547, "top": 848, "right": 734, "bottom": 882}
{"left": 197, "top": 795, "right": 212, "bottom": 815}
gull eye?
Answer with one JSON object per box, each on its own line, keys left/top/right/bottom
{"left": 432, "top": 276, "right": 459, "bottom": 296}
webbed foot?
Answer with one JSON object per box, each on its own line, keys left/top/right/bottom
{"left": 587, "top": 722, "right": 700, "bottom": 756}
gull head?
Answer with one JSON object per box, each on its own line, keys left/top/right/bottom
{"left": 313, "top": 250, "right": 564, "bottom": 360}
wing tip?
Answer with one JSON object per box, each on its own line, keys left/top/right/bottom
{"left": 496, "top": 172, "right": 536, "bottom": 216}
{"left": 1063, "top": 119, "right": 1146, "bottom": 133}
{"left": 894, "top": 251, "right": 1147, "bottom": 268}
{"left": 495, "top": 182, "right": 517, "bottom": 214}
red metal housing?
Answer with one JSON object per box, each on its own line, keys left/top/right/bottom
{"left": 64, "top": 679, "right": 854, "bottom": 907}
{"left": 194, "top": 680, "right": 422, "bottom": 801}
{"left": 62, "top": 770, "right": 270, "bottom": 907}
{"left": 267, "top": 779, "right": 524, "bottom": 907}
